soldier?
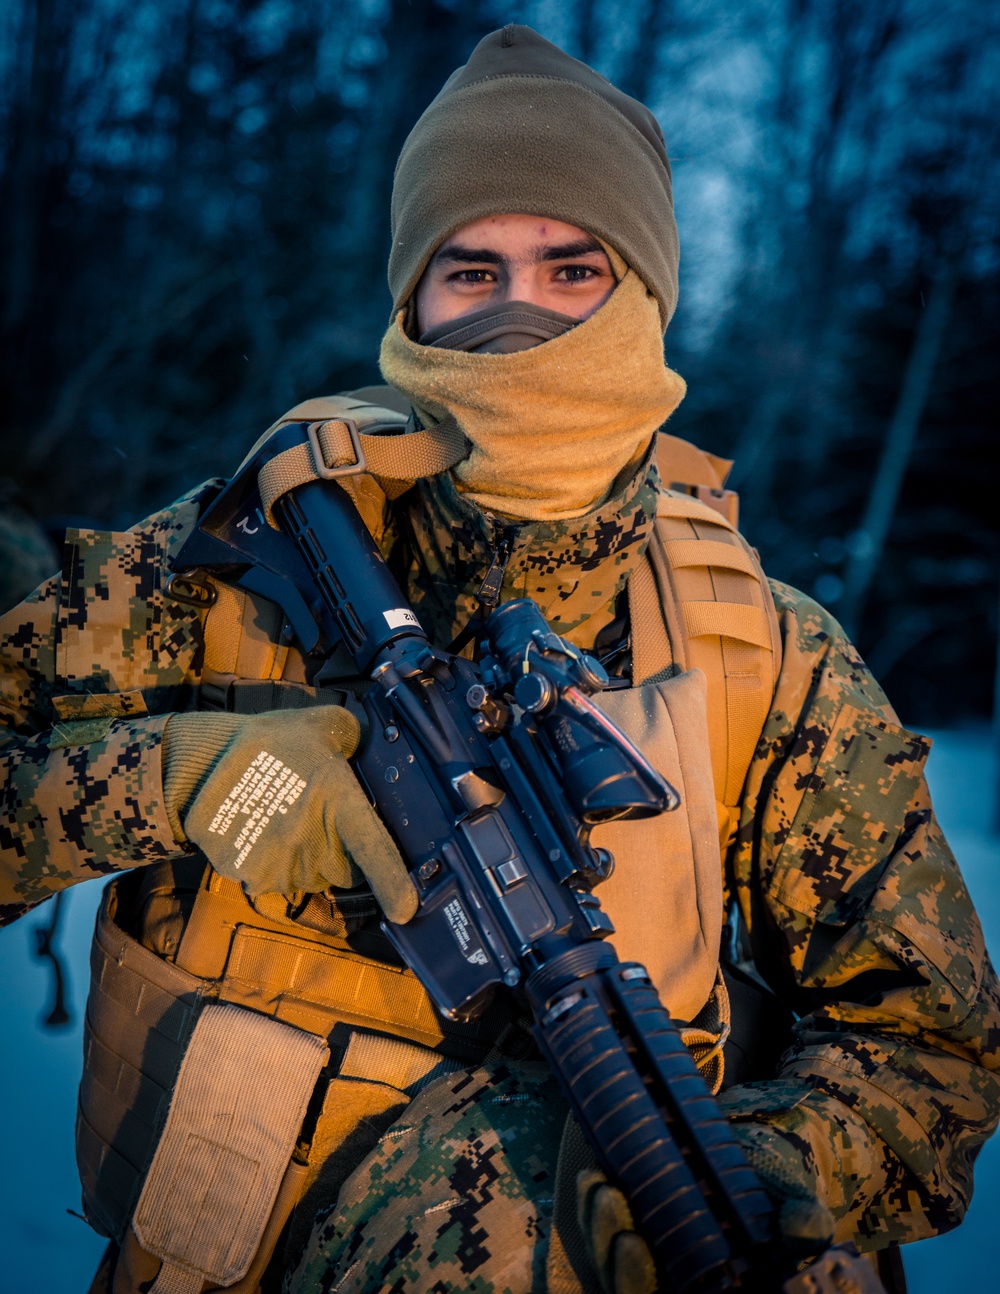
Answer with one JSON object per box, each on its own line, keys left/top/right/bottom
{"left": 1, "top": 25, "right": 997, "bottom": 1294}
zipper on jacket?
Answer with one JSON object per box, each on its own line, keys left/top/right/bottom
{"left": 446, "top": 526, "right": 516, "bottom": 657}
{"left": 476, "top": 535, "right": 511, "bottom": 610}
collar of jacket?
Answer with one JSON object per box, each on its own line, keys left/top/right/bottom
{"left": 401, "top": 442, "right": 660, "bottom": 651}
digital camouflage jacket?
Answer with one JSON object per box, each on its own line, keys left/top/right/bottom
{"left": 0, "top": 470, "right": 998, "bottom": 1258}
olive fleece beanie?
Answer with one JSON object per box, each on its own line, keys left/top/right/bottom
{"left": 389, "top": 24, "right": 679, "bottom": 330}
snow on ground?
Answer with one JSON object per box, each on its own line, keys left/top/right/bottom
{"left": 0, "top": 728, "right": 997, "bottom": 1292}
{"left": 0, "top": 875, "right": 107, "bottom": 1291}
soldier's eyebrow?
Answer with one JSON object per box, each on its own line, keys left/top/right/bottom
{"left": 432, "top": 244, "right": 506, "bottom": 265}
{"left": 431, "top": 237, "right": 606, "bottom": 267}
{"left": 539, "top": 237, "right": 605, "bottom": 261}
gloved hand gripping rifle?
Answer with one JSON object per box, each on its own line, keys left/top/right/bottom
{"left": 173, "top": 422, "right": 885, "bottom": 1294}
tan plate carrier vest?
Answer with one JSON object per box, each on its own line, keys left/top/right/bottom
{"left": 76, "top": 392, "right": 781, "bottom": 1292}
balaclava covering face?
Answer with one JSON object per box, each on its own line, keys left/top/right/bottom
{"left": 380, "top": 266, "right": 685, "bottom": 520}
{"left": 379, "top": 25, "right": 685, "bottom": 522}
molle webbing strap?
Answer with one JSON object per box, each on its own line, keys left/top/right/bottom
{"left": 656, "top": 432, "right": 732, "bottom": 495}
{"left": 339, "top": 1030, "right": 467, "bottom": 1095}
{"left": 683, "top": 602, "right": 774, "bottom": 651}
{"left": 637, "top": 490, "right": 781, "bottom": 844}
{"left": 175, "top": 871, "right": 505, "bottom": 1061}
{"left": 663, "top": 538, "right": 758, "bottom": 578}
{"left": 254, "top": 396, "right": 469, "bottom": 528}
{"left": 134, "top": 1003, "right": 328, "bottom": 1293}
{"left": 202, "top": 582, "right": 288, "bottom": 682}
{"left": 627, "top": 552, "right": 673, "bottom": 685}
{"left": 200, "top": 674, "right": 335, "bottom": 715}
{"left": 221, "top": 924, "right": 449, "bottom": 1044}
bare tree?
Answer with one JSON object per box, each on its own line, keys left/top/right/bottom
{"left": 839, "top": 256, "right": 958, "bottom": 638}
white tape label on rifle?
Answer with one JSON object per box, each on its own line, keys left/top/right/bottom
{"left": 384, "top": 608, "right": 420, "bottom": 629}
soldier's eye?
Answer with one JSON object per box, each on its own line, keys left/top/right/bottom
{"left": 450, "top": 269, "right": 496, "bottom": 285}
{"left": 555, "top": 264, "right": 599, "bottom": 282}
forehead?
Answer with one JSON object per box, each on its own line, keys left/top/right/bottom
{"left": 435, "top": 213, "right": 600, "bottom": 257}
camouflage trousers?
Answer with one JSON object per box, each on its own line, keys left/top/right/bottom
{"left": 285, "top": 1060, "right": 571, "bottom": 1294}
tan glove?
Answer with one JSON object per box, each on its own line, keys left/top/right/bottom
{"left": 576, "top": 1168, "right": 884, "bottom": 1294}
{"left": 783, "top": 1245, "right": 888, "bottom": 1294}
{"left": 162, "top": 707, "right": 418, "bottom": 922}
{"left": 577, "top": 1168, "right": 657, "bottom": 1294}
{"left": 575, "top": 1118, "right": 879, "bottom": 1294}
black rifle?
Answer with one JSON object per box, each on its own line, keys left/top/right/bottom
{"left": 174, "top": 422, "right": 884, "bottom": 1294}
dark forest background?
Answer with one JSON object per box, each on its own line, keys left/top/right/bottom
{"left": 1, "top": 0, "right": 997, "bottom": 728}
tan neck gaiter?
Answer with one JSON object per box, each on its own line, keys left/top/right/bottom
{"left": 378, "top": 269, "right": 686, "bottom": 521}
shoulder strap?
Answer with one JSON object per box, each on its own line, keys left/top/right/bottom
{"left": 656, "top": 432, "right": 740, "bottom": 527}
{"left": 249, "top": 393, "right": 468, "bottom": 525}
{"left": 632, "top": 439, "right": 782, "bottom": 851}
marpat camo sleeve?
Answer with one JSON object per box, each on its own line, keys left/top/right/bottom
{"left": 0, "top": 488, "right": 213, "bottom": 924}
{"left": 721, "top": 581, "right": 1000, "bottom": 1251}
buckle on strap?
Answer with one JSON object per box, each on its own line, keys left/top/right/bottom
{"left": 308, "top": 418, "right": 367, "bottom": 479}
{"left": 165, "top": 571, "right": 217, "bottom": 608}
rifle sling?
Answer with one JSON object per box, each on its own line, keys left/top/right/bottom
{"left": 258, "top": 416, "right": 468, "bottom": 526}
